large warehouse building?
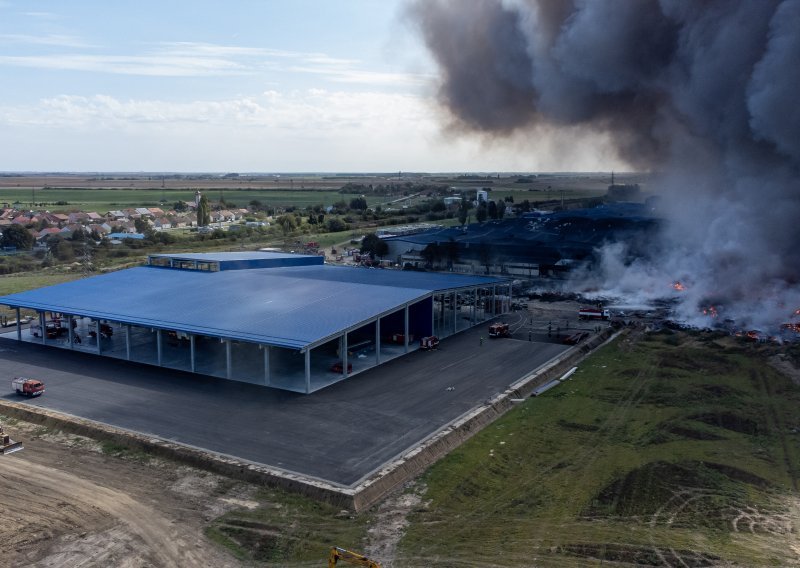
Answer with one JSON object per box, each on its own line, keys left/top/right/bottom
{"left": 0, "top": 252, "right": 510, "bottom": 393}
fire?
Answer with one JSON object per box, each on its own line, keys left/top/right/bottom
{"left": 702, "top": 305, "right": 718, "bottom": 318}
{"left": 672, "top": 281, "right": 686, "bottom": 292}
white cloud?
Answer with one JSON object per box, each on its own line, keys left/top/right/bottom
{"left": 0, "top": 33, "right": 94, "bottom": 48}
{"left": 0, "top": 89, "right": 626, "bottom": 171}
{"left": 0, "top": 40, "right": 428, "bottom": 87}
{"left": 22, "top": 11, "right": 59, "bottom": 19}
{"left": 0, "top": 53, "right": 248, "bottom": 76}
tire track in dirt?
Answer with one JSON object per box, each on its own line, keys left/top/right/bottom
{"left": 426, "top": 338, "right": 655, "bottom": 550}
{"left": 0, "top": 456, "right": 225, "bottom": 567}
{"left": 753, "top": 368, "right": 799, "bottom": 491}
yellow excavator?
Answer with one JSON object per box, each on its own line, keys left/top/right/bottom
{"left": 328, "top": 547, "right": 382, "bottom": 568}
{"left": 0, "top": 423, "right": 23, "bottom": 455}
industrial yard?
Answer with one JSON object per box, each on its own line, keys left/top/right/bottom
{"left": 0, "top": 314, "right": 571, "bottom": 487}
{"left": 3, "top": 326, "right": 800, "bottom": 566}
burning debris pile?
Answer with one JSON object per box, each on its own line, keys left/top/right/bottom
{"left": 410, "top": 0, "right": 800, "bottom": 334}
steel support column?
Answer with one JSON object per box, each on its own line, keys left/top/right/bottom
{"left": 264, "top": 345, "right": 270, "bottom": 386}
{"left": 126, "top": 325, "right": 132, "bottom": 361}
{"left": 431, "top": 296, "right": 435, "bottom": 337}
{"left": 39, "top": 312, "right": 45, "bottom": 345}
{"left": 156, "top": 329, "right": 162, "bottom": 365}
{"left": 452, "top": 291, "right": 456, "bottom": 333}
{"left": 68, "top": 315, "right": 74, "bottom": 349}
{"left": 404, "top": 305, "right": 409, "bottom": 353}
{"left": 96, "top": 321, "right": 102, "bottom": 355}
{"left": 189, "top": 335, "right": 196, "bottom": 372}
{"left": 342, "top": 333, "right": 348, "bottom": 377}
{"left": 15, "top": 307, "right": 21, "bottom": 341}
{"left": 226, "top": 340, "right": 232, "bottom": 380}
{"left": 375, "top": 318, "right": 381, "bottom": 365}
{"left": 305, "top": 350, "right": 311, "bottom": 393}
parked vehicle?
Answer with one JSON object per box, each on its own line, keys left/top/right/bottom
{"left": 30, "top": 321, "right": 68, "bottom": 339}
{"left": 488, "top": 322, "right": 510, "bottom": 338}
{"left": 391, "top": 333, "right": 413, "bottom": 345}
{"left": 88, "top": 322, "right": 113, "bottom": 339}
{"left": 12, "top": 377, "right": 45, "bottom": 397}
{"left": 578, "top": 307, "right": 610, "bottom": 320}
{"left": 331, "top": 361, "right": 353, "bottom": 374}
{"left": 419, "top": 336, "right": 440, "bottom": 350}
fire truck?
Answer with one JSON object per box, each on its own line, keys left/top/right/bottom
{"left": 488, "top": 322, "right": 510, "bottom": 338}
{"left": 578, "top": 307, "right": 610, "bottom": 320}
{"left": 12, "top": 377, "right": 45, "bottom": 397}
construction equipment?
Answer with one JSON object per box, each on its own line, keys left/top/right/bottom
{"left": 488, "top": 322, "right": 510, "bottom": 338}
{"left": 328, "top": 547, "right": 382, "bottom": 568}
{"left": 12, "top": 377, "right": 45, "bottom": 397}
{"left": 0, "top": 423, "right": 23, "bottom": 455}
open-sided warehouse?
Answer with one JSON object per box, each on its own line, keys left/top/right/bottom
{"left": 0, "top": 252, "right": 510, "bottom": 393}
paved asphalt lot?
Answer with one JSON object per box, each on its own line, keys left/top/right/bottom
{"left": 0, "top": 324, "right": 569, "bottom": 486}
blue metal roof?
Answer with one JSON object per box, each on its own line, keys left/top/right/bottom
{"left": 0, "top": 263, "right": 506, "bottom": 350}
{"left": 150, "top": 251, "right": 315, "bottom": 262}
{"left": 149, "top": 251, "right": 323, "bottom": 270}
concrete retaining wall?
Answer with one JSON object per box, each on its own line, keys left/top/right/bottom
{"left": 0, "top": 327, "right": 622, "bottom": 512}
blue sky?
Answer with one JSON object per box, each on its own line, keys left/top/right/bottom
{"left": 0, "top": 1, "right": 619, "bottom": 172}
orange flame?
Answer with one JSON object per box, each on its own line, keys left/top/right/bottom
{"left": 672, "top": 281, "right": 686, "bottom": 291}
{"left": 702, "top": 305, "right": 718, "bottom": 318}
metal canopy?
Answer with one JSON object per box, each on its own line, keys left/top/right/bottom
{"left": 0, "top": 263, "right": 505, "bottom": 350}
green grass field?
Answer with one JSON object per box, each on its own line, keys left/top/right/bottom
{"left": 198, "top": 330, "right": 800, "bottom": 566}
{"left": 0, "top": 272, "right": 83, "bottom": 296}
{"left": 396, "top": 331, "right": 800, "bottom": 567}
{"left": 0, "top": 188, "right": 384, "bottom": 211}
{"left": 0, "top": 182, "right": 610, "bottom": 213}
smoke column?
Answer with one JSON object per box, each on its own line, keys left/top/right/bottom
{"left": 409, "top": 0, "right": 800, "bottom": 330}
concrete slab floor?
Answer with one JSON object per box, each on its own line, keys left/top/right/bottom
{"left": 0, "top": 322, "right": 571, "bottom": 487}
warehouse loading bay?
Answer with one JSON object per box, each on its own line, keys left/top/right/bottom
{"left": 1, "top": 302, "right": 587, "bottom": 488}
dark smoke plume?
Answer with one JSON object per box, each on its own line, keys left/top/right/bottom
{"left": 410, "top": 0, "right": 800, "bottom": 329}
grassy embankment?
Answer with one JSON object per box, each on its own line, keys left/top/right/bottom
{"left": 204, "top": 489, "right": 369, "bottom": 565}
{"left": 395, "top": 330, "right": 800, "bottom": 567}
{"left": 203, "top": 331, "right": 800, "bottom": 566}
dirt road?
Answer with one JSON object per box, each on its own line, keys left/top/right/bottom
{"left": 0, "top": 424, "right": 245, "bottom": 567}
